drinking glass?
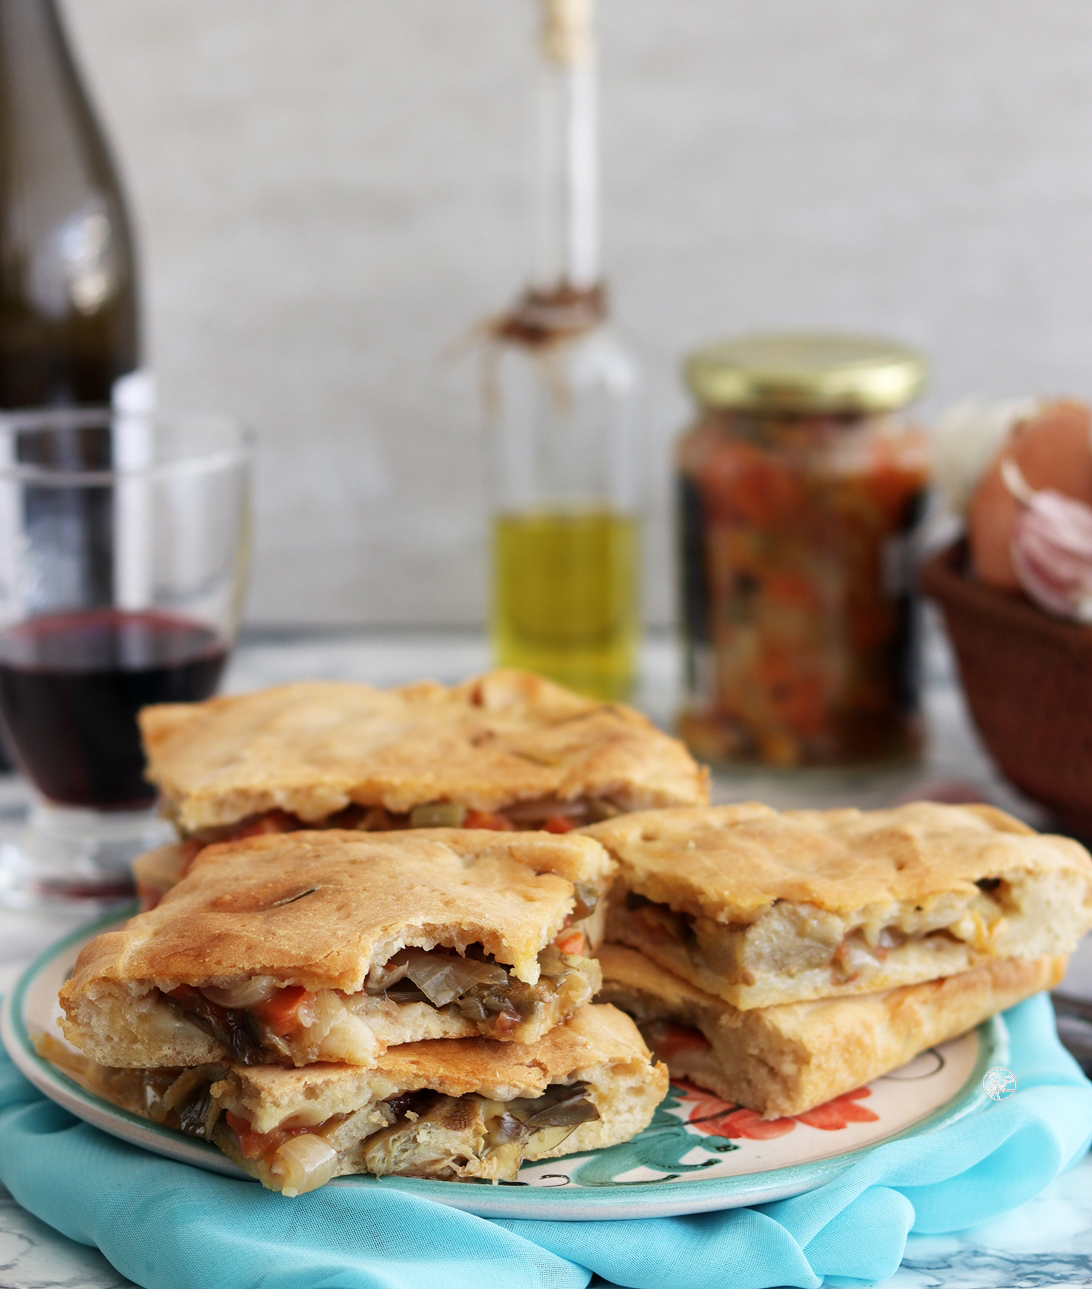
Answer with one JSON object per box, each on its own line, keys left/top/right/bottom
{"left": 0, "top": 408, "right": 250, "bottom": 906}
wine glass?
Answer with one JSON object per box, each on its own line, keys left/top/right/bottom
{"left": 0, "top": 407, "right": 250, "bottom": 907}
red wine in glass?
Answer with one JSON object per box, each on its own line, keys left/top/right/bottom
{"left": 0, "top": 609, "right": 227, "bottom": 808}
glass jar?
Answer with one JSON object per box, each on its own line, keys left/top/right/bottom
{"left": 676, "top": 334, "right": 930, "bottom": 767}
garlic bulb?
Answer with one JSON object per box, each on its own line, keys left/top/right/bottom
{"left": 1003, "top": 459, "right": 1092, "bottom": 621}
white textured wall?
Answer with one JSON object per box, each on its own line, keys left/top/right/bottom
{"left": 62, "top": 0, "right": 1092, "bottom": 626}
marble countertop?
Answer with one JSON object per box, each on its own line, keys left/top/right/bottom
{"left": 0, "top": 623, "right": 1088, "bottom": 1288}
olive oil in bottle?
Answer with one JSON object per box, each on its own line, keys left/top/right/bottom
{"left": 493, "top": 508, "right": 638, "bottom": 701}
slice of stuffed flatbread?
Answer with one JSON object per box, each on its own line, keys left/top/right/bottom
{"left": 41, "top": 1003, "right": 669, "bottom": 1196}
{"left": 598, "top": 943, "right": 1064, "bottom": 1118}
{"left": 586, "top": 802, "right": 1092, "bottom": 1010}
{"left": 133, "top": 670, "right": 708, "bottom": 905}
{"left": 62, "top": 828, "right": 613, "bottom": 1068}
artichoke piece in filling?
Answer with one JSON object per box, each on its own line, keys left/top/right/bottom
{"left": 160, "top": 939, "right": 601, "bottom": 1066}
{"left": 356, "top": 1082, "right": 600, "bottom": 1186}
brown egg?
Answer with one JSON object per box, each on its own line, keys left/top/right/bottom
{"left": 968, "top": 399, "right": 1092, "bottom": 588}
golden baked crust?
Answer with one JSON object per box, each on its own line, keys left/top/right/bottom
{"left": 598, "top": 943, "right": 1064, "bottom": 1117}
{"left": 60, "top": 828, "right": 613, "bottom": 1067}
{"left": 79, "top": 827, "right": 612, "bottom": 986}
{"left": 139, "top": 671, "right": 709, "bottom": 834}
{"left": 584, "top": 801, "right": 1081, "bottom": 920}
{"left": 587, "top": 802, "right": 1092, "bottom": 1007}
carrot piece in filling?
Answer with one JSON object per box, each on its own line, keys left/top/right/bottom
{"left": 554, "top": 929, "right": 586, "bottom": 956}
{"left": 253, "top": 986, "right": 317, "bottom": 1035}
{"left": 225, "top": 1111, "right": 317, "bottom": 1161}
{"left": 463, "top": 809, "right": 516, "bottom": 831}
{"left": 543, "top": 815, "right": 576, "bottom": 834}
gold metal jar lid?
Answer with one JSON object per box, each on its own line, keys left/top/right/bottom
{"left": 684, "top": 333, "right": 927, "bottom": 415}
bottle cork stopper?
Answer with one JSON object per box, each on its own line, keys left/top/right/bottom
{"left": 541, "top": 0, "right": 595, "bottom": 65}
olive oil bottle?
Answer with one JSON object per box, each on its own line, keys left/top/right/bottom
{"left": 486, "top": 0, "right": 639, "bottom": 700}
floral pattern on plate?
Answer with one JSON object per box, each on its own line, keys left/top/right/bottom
{"left": 517, "top": 1035, "right": 984, "bottom": 1191}
{"left": 679, "top": 1082, "right": 879, "bottom": 1140}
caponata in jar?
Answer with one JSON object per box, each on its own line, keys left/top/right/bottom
{"left": 676, "top": 334, "right": 930, "bottom": 767}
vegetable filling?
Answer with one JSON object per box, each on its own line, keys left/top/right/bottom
{"left": 191, "top": 794, "right": 625, "bottom": 848}
{"left": 148, "top": 798, "right": 621, "bottom": 898}
{"left": 623, "top": 879, "right": 1012, "bottom": 988}
{"left": 161, "top": 935, "right": 599, "bottom": 1065}
{"left": 32, "top": 1034, "right": 603, "bottom": 1196}
{"left": 157, "top": 1070, "right": 599, "bottom": 1194}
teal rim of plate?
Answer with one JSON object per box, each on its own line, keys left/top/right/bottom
{"left": 5, "top": 906, "right": 1010, "bottom": 1214}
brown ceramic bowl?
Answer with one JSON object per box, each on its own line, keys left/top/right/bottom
{"left": 920, "top": 539, "right": 1092, "bottom": 836}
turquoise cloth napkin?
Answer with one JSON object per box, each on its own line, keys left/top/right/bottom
{"left": 1, "top": 993, "right": 1089, "bottom": 1289}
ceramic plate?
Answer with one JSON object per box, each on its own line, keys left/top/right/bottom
{"left": 2, "top": 910, "right": 1007, "bottom": 1220}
